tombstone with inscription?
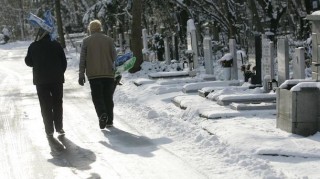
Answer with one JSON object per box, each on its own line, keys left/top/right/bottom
{"left": 261, "top": 36, "right": 275, "bottom": 92}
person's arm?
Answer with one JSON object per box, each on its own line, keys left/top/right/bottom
{"left": 61, "top": 49, "right": 67, "bottom": 73}
{"left": 25, "top": 46, "right": 33, "bottom": 67}
{"left": 79, "top": 40, "right": 87, "bottom": 76}
{"left": 78, "top": 39, "right": 87, "bottom": 86}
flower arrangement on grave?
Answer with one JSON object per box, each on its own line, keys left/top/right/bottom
{"left": 218, "top": 53, "right": 233, "bottom": 67}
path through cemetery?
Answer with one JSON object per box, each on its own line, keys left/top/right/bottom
{"left": 2, "top": 42, "right": 320, "bottom": 179}
{"left": 0, "top": 44, "right": 213, "bottom": 178}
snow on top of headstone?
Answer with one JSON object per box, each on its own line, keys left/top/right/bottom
{"left": 218, "top": 53, "right": 233, "bottom": 62}
{"left": 312, "top": 10, "right": 320, "bottom": 15}
{"left": 279, "top": 79, "right": 316, "bottom": 89}
{"left": 265, "top": 31, "right": 273, "bottom": 35}
{"left": 290, "top": 82, "right": 320, "bottom": 91}
{"left": 187, "top": 19, "right": 196, "bottom": 32}
{"left": 237, "top": 50, "right": 247, "bottom": 60}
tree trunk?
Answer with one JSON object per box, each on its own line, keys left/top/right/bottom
{"left": 129, "top": 0, "right": 143, "bottom": 73}
{"left": 55, "top": 0, "right": 66, "bottom": 48}
{"left": 247, "top": 0, "right": 263, "bottom": 33}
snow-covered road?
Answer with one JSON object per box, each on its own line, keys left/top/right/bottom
{"left": 2, "top": 41, "right": 320, "bottom": 179}
{"left": 0, "top": 42, "right": 209, "bottom": 178}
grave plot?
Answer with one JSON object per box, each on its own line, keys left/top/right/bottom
{"left": 216, "top": 93, "right": 277, "bottom": 106}
{"left": 171, "top": 94, "right": 276, "bottom": 119}
{"left": 199, "top": 108, "right": 276, "bottom": 119}
{"left": 182, "top": 80, "right": 241, "bottom": 93}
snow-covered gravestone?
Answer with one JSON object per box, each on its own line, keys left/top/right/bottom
{"left": 277, "top": 38, "right": 289, "bottom": 85}
{"left": 261, "top": 37, "right": 275, "bottom": 83}
{"left": 187, "top": 19, "right": 198, "bottom": 69}
{"left": 292, "top": 47, "right": 305, "bottom": 79}
{"left": 218, "top": 53, "right": 233, "bottom": 81}
{"left": 203, "top": 28, "right": 213, "bottom": 74}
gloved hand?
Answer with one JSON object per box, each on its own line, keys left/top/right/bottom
{"left": 78, "top": 75, "right": 85, "bottom": 86}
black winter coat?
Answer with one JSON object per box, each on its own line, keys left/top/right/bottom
{"left": 25, "top": 35, "right": 67, "bottom": 85}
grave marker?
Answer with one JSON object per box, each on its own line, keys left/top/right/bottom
{"left": 277, "top": 38, "right": 289, "bottom": 85}
{"left": 187, "top": 19, "right": 198, "bottom": 68}
{"left": 203, "top": 28, "right": 213, "bottom": 74}
{"left": 229, "top": 39, "right": 238, "bottom": 80}
{"left": 293, "top": 47, "right": 305, "bottom": 79}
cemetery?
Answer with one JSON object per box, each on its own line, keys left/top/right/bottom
{"left": 3, "top": 1, "right": 320, "bottom": 178}
{"left": 123, "top": 7, "right": 320, "bottom": 137}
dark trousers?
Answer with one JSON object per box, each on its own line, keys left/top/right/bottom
{"left": 89, "top": 78, "right": 114, "bottom": 123}
{"left": 36, "top": 83, "right": 63, "bottom": 135}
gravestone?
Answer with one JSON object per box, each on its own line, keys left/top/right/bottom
{"left": 113, "top": 26, "right": 118, "bottom": 44}
{"left": 142, "top": 28, "right": 148, "bottom": 51}
{"left": 119, "top": 33, "right": 123, "bottom": 53}
{"left": 254, "top": 35, "right": 262, "bottom": 84}
{"left": 203, "top": 28, "right": 213, "bottom": 74}
{"left": 229, "top": 39, "right": 238, "bottom": 80}
{"left": 185, "top": 30, "right": 194, "bottom": 70}
{"left": 142, "top": 29, "right": 148, "bottom": 61}
{"left": 261, "top": 37, "right": 275, "bottom": 92}
{"left": 293, "top": 47, "right": 305, "bottom": 79}
{"left": 277, "top": 38, "right": 289, "bottom": 85}
{"left": 187, "top": 19, "right": 198, "bottom": 68}
{"left": 164, "top": 36, "right": 171, "bottom": 64}
{"left": 308, "top": 12, "right": 320, "bottom": 81}
{"left": 124, "top": 31, "right": 130, "bottom": 49}
{"left": 276, "top": 12, "right": 320, "bottom": 136}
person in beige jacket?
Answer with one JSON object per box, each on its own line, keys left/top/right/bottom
{"left": 78, "top": 19, "right": 117, "bottom": 129}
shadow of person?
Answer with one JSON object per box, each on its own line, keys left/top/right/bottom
{"left": 100, "top": 127, "right": 172, "bottom": 158}
{"left": 47, "top": 136, "right": 65, "bottom": 156}
{"left": 47, "top": 135, "right": 97, "bottom": 171}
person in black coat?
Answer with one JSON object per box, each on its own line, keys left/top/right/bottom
{"left": 25, "top": 29, "right": 67, "bottom": 137}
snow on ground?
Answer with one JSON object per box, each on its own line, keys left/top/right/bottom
{"left": 1, "top": 41, "right": 320, "bottom": 179}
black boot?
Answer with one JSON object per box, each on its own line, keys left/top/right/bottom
{"left": 99, "top": 113, "right": 108, "bottom": 129}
